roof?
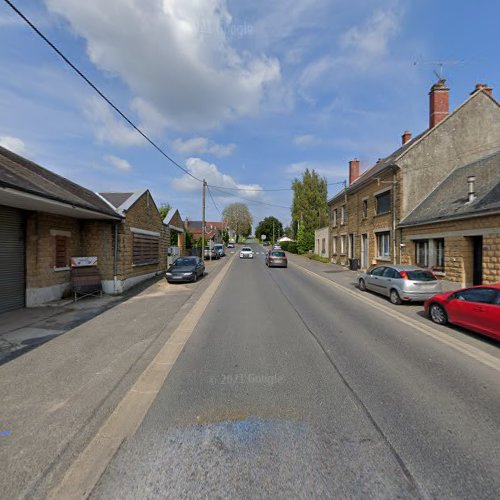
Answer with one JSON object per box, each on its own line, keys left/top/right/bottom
{"left": 328, "top": 87, "right": 500, "bottom": 205}
{"left": 0, "top": 145, "right": 120, "bottom": 218}
{"left": 399, "top": 151, "right": 500, "bottom": 227}
{"left": 99, "top": 192, "right": 134, "bottom": 208}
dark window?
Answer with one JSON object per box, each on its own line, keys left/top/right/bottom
{"left": 133, "top": 234, "right": 159, "bottom": 265}
{"left": 376, "top": 191, "right": 391, "bottom": 214}
{"left": 406, "top": 270, "right": 437, "bottom": 281}
{"left": 54, "top": 236, "right": 69, "bottom": 268}
{"left": 456, "top": 288, "right": 497, "bottom": 304}
{"left": 271, "top": 251, "right": 285, "bottom": 257}
{"left": 333, "top": 208, "right": 338, "bottom": 226}
{"left": 362, "top": 199, "right": 368, "bottom": 218}
{"left": 174, "top": 257, "right": 197, "bottom": 266}
{"left": 371, "top": 266, "right": 386, "bottom": 276}
{"left": 321, "top": 238, "right": 325, "bottom": 253}
{"left": 435, "top": 238, "right": 445, "bottom": 272}
{"left": 383, "top": 267, "right": 399, "bottom": 278}
{"left": 376, "top": 231, "right": 391, "bottom": 257}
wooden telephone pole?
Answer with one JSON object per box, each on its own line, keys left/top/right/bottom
{"left": 202, "top": 179, "right": 206, "bottom": 259}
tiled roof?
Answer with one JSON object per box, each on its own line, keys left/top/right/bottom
{"left": 399, "top": 151, "right": 500, "bottom": 227}
{"left": 99, "top": 192, "right": 134, "bottom": 209}
{"left": 0, "top": 145, "right": 120, "bottom": 217}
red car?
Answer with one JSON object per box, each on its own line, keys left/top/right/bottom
{"left": 424, "top": 284, "right": 500, "bottom": 341}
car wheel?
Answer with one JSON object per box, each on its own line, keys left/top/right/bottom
{"left": 429, "top": 303, "right": 447, "bottom": 325}
{"left": 193, "top": 273, "right": 198, "bottom": 282}
{"left": 359, "top": 278, "right": 366, "bottom": 291}
{"left": 390, "top": 288, "right": 402, "bottom": 305}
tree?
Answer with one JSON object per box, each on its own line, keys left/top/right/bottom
{"left": 222, "top": 203, "right": 253, "bottom": 242}
{"left": 159, "top": 202, "right": 172, "bottom": 221}
{"left": 291, "top": 169, "right": 328, "bottom": 252}
{"left": 283, "top": 225, "right": 294, "bottom": 238}
{"left": 255, "top": 216, "right": 283, "bottom": 243}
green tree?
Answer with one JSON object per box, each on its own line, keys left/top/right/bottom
{"left": 159, "top": 202, "right": 172, "bottom": 220}
{"left": 255, "top": 216, "right": 283, "bottom": 243}
{"left": 222, "top": 203, "right": 253, "bottom": 241}
{"left": 291, "top": 169, "right": 328, "bottom": 252}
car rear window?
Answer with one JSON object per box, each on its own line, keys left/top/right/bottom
{"left": 405, "top": 270, "right": 436, "bottom": 281}
{"left": 242, "top": 248, "right": 252, "bottom": 251}
{"left": 174, "top": 258, "right": 196, "bottom": 266}
{"left": 271, "top": 251, "right": 285, "bottom": 257}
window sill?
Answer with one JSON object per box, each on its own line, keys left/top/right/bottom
{"left": 54, "top": 266, "right": 70, "bottom": 272}
{"left": 374, "top": 211, "right": 391, "bottom": 217}
{"left": 376, "top": 256, "right": 391, "bottom": 261}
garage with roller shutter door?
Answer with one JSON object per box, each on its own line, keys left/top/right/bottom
{"left": 0, "top": 205, "right": 25, "bottom": 313}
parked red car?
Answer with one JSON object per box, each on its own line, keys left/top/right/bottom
{"left": 424, "top": 285, "right": 500, "bottom": 341}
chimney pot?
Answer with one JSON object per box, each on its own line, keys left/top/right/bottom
{"left": 429, "top": 79, "right": 450, "bottom": 128}
{"left": 467, "top": 175, "right": 476, "bottom": 203}
{"left": 402, "top": 130, "right": 412, "bottom": 145}
{"left": 471, "top": 83, "right": 493, "bottom": 97}
{"left": 349, "top": 158, "right": 360, "bottom": 185}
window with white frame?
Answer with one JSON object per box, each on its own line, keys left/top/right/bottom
{"left": 340, "top": 235, "right": 346, "bottom": 254}
{"left": 376, "top": 231, "right": 391, "bottom": 258}
{"left": 333, "top": 208, "right": 338, "bottom": 227}
{"left": 415, "top": 238, "right": 445, "bottom": 272}
{"left": 332, "top": 236, "right": 337, "bottom": 254}
{"left": 341, "top": 205, "right": 346, "bottom": 224}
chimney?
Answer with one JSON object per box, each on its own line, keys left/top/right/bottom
{"left": 402, "top": 130, "right": 412, "bottom": 145}
{"left": 471, "top": 83, "right": 493, "bottom": 97}
{"left": 467, "top": 175, "right": 476, "bottom": 203}
{"left": 349, "top": 158, "right": 360, "bottom": 185}
{"left": 429, "top": 79, "right": 449, "bottom": 128}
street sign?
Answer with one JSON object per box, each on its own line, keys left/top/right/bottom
{"left": 261, "top": 235, "right": 266, "bottom": 240}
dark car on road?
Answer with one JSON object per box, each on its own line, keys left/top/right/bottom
{"left": 266, "top": 250, "right": 288, "bottom": 268}
{"left": 214, "top": 243, "right": 225, "bottom": 257}
{"left": 166, "top": 256, "right": 205, "bottom": 283}
{"left": 425, "top": 284, "right": 500, "bottom": 341}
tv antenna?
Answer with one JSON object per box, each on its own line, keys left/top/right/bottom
{"left": 413, "top": 60, "right": 465, "bottom": 81}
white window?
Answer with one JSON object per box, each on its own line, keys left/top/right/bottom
{"left": 340, "top": 235, "right": 346, "bottom": 254}
{"left": 376, "top": 231, "right": 391, "bottom": 258}
{"left": 415, "top": 238, "right": 445, "bottom": 272}
{"left": 332, "top": 236, "right": 337, "bottom": 254}
{"left": 333, "top": 208, "right": 338, "bottom": 227}
{"left": 341, "top": 205, "right": 346, "bottom": 224}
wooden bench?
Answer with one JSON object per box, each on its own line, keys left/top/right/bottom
{"left": 70, "top": 266, "right": 103, "bottom": 302}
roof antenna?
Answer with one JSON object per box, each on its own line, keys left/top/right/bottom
{"left": 413, "top": 59, "right": 465, "bottom": 81}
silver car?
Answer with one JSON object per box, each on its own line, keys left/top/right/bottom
{"left": 358, "top": 265, "right": 441, "bottom": 304}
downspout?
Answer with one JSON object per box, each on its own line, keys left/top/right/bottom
{"left": 392, "top": 167, "right": 398, "bottom": 264}
{"left": 113, "top": 222, "right": 119, "bottom": 293}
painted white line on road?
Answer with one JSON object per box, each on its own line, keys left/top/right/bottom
{"left": 49, "top": 254, "right": 237, "bottom": 500}
{"left": 291, "top": 262, "right": 500, "bottom": 373}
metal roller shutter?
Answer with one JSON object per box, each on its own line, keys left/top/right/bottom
{"left": 0, "top": 205, "right": 25, "bottom": 313}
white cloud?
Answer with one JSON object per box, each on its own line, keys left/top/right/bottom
{"left": 104, "top": 154, "right": 133, "bottom": 172}
{"left": 0, "top": 135, "right": 27, "bottom": 155}
{"left": 293, "top": 134, "right": 322, "bottom": 146}
{"left": 173, "top": 157, "right": 263, "bottom": 199}
{"left": 46, "top": 0, "right": 281, "bottom": 131}
{"left": 172, "top": 137, "right": 236, "bottom": 157}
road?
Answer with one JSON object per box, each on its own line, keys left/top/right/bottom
{"left": 91, "top": 244, "right": 500, "bottom": 499}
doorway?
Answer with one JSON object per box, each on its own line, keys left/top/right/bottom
{"left": 472, "top": 236, "right": 483, "bottom": 286}
{"left": 361, "top": 234, "right": 368, "bottom": 269}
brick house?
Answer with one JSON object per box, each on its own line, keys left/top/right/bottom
{"left": 0, "top": 145, "right": 121, "bottom": 313}
{"left": 314, "top": 226, "right": 329, "bottom": 258}
{"left": 185, "top": 219, "right": 226, "bottom": 243}
{"left": 163, "top": 208, "right": 186, "bottom": 263}
{"left": 328, "top": 81, "right": 500, "bottom": 271}
{"left": 399, "top": 151, "right": 500, "bottom": 287}
{"left": 99, "top": 191, "right": 169, "bottom": 294}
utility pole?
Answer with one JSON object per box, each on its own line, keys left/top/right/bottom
{"left": 202, "top": 179, "right": 206, "bottom": 260}
{"left": 272, "top": 219, "right": 275, "bottom": 245}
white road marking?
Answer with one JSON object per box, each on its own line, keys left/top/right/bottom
{"left": 291, "top": 262, "right": 500, "bottom": 373}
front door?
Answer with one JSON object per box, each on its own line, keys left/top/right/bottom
{"left": 361, "top": 234, "right": 368, "bottom": 269}
{"left": 472, "top": 236, "right": 483, "bottom": 286}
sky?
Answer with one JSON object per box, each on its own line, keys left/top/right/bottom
{"left": 0, "top": 0, "right": 498, "bottom": 227}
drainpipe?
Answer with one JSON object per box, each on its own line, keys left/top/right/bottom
{"left": 392, "top": 167, "right": 398, "bottom": 264}
{"left": 113, "top": 222, "right": 119, "bottom": 293}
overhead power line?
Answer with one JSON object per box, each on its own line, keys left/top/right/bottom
{"left": 210, "top": 186, "right": 291, "bottom": 210}
{"left": 3, "top": 0, "right": 202, "bottom": 183}
{"left": 206, "top": 180, "right": 345, "bottom": 192}
{"left": 206, "top": 185, "right": 222, "bottom": 214}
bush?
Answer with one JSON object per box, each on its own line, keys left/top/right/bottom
{"left": 308, "top": 254, "right": 330, "bottom": 263}
{"left": 281, "top": 241, "right": 297, "bottom": 253}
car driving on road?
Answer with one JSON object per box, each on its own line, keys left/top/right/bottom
{"left": 204, "top": 246, "right": 220, "bottom": 260}
{"left": 265, "top": 250, "right": 287, "bottom": 268}
{"left": 239, "top": 247, "right": 254, "bottom": 259}
{"left": 166, "top": 256, "right": 205, "bottom": 283}
{"left": 213, "top": 243, "right": 225, "bottom": 257}
{"left": 425, "top": 284, "right": 500, "bottom": 340}
{"left": 358, "top": 265, "right": 441, "bottom": 304}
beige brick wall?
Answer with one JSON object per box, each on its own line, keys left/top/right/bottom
{"left": 401, "top": 214, "right": 500, "bottom": 285}
{"left": 118, "top": 191, "right": 169, "bottom": 280}
{"left": 25, "top": 212, "right": 115, "bottom": 291}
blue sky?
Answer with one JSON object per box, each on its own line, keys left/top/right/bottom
{"left": 0, "top": 0, "right": 498, "bottom": 226}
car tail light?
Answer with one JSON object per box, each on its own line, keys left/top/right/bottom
{"left": 399, "top": 271, "right": 409, "bottom": 280}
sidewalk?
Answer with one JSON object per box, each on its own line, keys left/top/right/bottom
{"left": 0, "top": 256, "right": 230, "bottom": 500}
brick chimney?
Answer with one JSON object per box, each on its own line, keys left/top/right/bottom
{"left": 471, "top": 83, "right": 493, "bottom": 97}
{"left": 349, "top": 158, "right": 360, "bottom": 185}
{"left": 401, "top": 130, "right": 412, "bottom": 145}
{"left": 429, "top": 79, "right": 449, "bottom": 128}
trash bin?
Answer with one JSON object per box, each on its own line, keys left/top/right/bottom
{"left": 348, "top": 258, "right": 360, "bottom": 271}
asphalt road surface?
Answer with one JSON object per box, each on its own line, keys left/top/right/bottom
{"left": 91, "top": 244, "right": 500, "bottom": 499}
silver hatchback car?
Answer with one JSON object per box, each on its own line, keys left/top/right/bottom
{"left": 358, "top": 265, "right": 441, "bottom": 304}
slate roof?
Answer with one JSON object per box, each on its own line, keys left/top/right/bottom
{"left": 99, "top": 192, "right": 134, "bottom": 209}
{"left": 0, "top": 145, "right": 120, "bottom": 217}
{"left": 399, "top": 151, "right": 500, "bottom": 227}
